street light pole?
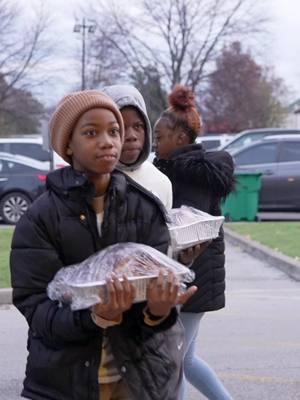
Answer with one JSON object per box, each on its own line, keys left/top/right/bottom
{"left": 81, "top": 18, "right": 86, "bottom": 91}
{"left": 74, "top": 18, "right": 96, "bottom": 91}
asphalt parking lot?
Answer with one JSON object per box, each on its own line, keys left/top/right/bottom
{"left": 1, "top": 239, "right": 300, "bottom": 399}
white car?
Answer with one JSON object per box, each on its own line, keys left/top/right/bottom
{"left": 196, "top": 134, "right": 232, "bottom": 150}
{"left": 0, "top": 136, "right": 69, "bottom": 170}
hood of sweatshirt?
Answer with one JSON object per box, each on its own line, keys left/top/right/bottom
{"left": 102, "top": 85, "right": 152, "bottom": 172}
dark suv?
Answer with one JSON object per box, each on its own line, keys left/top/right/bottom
{"left": 0, "top": 152, "right": 48, "bottom": 224}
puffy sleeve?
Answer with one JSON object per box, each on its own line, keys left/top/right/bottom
{"left": 204, "top": 150, "right": 235, "bottom": 197}
{"left": 10, "top": 204, "right": 100, "bottom": 347}
{"left": 173, "top": 149, "right": 235, "bottom": 198}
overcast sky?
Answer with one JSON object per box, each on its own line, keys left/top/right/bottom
{"left": 19, "top": 0, "right": 300, "bottom": 106}
{"left": 267, "top": 0, "right": 300, "bottom": 101}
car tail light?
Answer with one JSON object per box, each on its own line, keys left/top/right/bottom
{"left": 37, "top": 174, "right": 47, "bottom": 182}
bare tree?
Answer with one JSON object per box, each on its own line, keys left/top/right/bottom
{"left": 131, "top": 66, "right": 167, "bottom": 127}
{"left": 0, "top": 0, "right": 53, "bottom": 134}
{"left": 88, "top": 0, "right": 268, "bottom": 92}
{"left": 86, "top": 33, "right": 129, "bottom": 89}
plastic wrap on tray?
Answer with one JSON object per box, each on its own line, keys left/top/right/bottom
{"left": 47, "top": 242, "right": 195, "bottom": 310}
{"left": 167, "top": 206, "right": 224, "bottom": 251}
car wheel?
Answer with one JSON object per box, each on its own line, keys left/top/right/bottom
{"left": 0, "top": 192, "right": 31, "bottom": 224}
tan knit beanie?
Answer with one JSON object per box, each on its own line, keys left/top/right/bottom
{"left": 49, "top": 90, "right": 124, "bottom": 163}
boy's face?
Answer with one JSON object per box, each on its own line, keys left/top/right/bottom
{"left": 68, "top": 108, "right": 122, "bottom": 175}
{"left": 120, "top": 106, "right": 145, "bottom": 165}
{"left": 153, "top": 118, "right": 180, "bottom": 160}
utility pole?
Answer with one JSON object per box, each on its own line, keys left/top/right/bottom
{"left": 74, "top": 18, "right": 96, "bottom": 90}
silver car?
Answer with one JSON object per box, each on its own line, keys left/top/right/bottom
{"left": 221, "top": 128, "right": 300, "bottom": 153}
{"left": 231, "top": 135, "right": 300, "bottom": 211}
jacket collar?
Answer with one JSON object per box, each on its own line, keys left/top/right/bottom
{"left": 46, "top": 167, "right": 128, "bottom": 203}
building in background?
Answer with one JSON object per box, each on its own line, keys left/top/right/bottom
{"left": 282, "top": 99, "right": 300, "bottom": 128}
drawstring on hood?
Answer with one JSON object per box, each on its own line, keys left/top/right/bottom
{"left": 102, "top": 85, "right": 152, "bottom": 172}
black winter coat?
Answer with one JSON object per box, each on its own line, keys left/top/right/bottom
{"left": 10, "top": 167, "right": 183, "bottom": 400}
{"left": 154, "top": 144, "right": 235, "bottom": 313}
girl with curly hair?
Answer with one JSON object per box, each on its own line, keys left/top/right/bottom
{"left": 153, "top": 84, "right": 234, "bottom": 400}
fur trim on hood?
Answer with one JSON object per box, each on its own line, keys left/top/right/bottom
{"left": 102, "top": 85, "right": 152, "bottom": 171}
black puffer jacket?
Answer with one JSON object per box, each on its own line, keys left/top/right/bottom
{"left": 10, "top": 167, "right": 183, "bottom": 400}
{"left": 154, "top": 144, "right": 235, "bottom": 313}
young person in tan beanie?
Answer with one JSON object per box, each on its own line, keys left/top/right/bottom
{"left": 10, "top": 90, "right": 196, "bottom": 400}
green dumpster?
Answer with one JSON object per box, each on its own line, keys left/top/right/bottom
{"left": 222, "top": 172, "right": 262, "bottom": 221}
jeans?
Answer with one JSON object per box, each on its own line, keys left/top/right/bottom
{"left": 179, "top": 312, "right": 233, "bottom": 400}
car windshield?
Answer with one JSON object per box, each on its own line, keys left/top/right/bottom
{"left": 225, "top": 133, "right": 266, "bottom": 152}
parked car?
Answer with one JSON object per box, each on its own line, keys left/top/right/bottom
{"left": 220, "top": 128, "right": 300, "bottom": 153}
{"left": 196, "top": 134, "right": 232, "bottom": 150}
{"left": 0, "top": 136, "right": 68, "bottom": 170}
{"left": 231, "top": 135, "right": 300, "bottom": 211}
{"left": 0, "top": 152, "right": 48, "bottom": 224}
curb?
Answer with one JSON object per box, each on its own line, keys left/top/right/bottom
{"left": 0, "top": 288, "right": 12, "bottom": 305}
{"left": 224, "top": 226, "right": 300, "bottom": 281}
{"left": 1, "top": 229, "right": 300, "bottom": 305}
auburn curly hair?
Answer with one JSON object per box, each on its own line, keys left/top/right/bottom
{"left": 160, "top": 84, "right": 203, "bottom": 142}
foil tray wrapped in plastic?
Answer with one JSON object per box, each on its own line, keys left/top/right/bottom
{"left": 167, "top": 206, "right": 224, "bottom": 251}
{"left": 47, "top": 242, "right": 195, "bottom": 310}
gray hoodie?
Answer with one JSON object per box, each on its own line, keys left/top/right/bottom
{"left": 102, "top": 84, "right": 173, "bottom": 210}
{"left": 102, "top": 85, "right": 152, "bottom": 172}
